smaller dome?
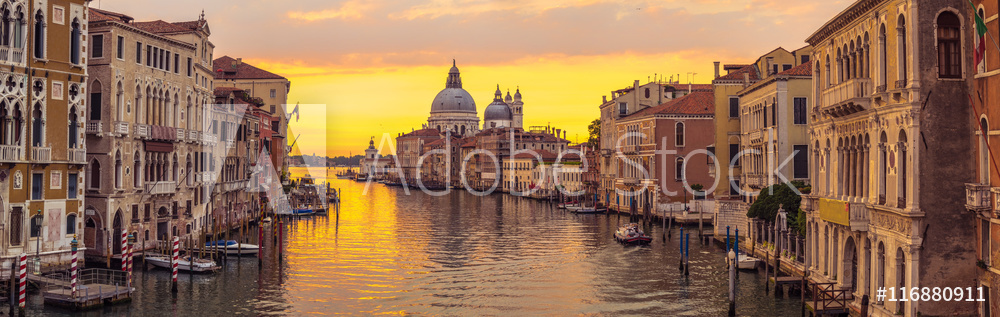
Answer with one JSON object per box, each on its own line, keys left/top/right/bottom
{"left": 484, "top": 100, "right": 513, "bottom": 121}
{"left": 514, "top": 87, "right": 521, "bottom": 100}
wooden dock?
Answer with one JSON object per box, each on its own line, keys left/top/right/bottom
{"left": 34, "top": 268, "right": 132, "bottom": 310}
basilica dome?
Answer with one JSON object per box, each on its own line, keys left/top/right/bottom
{"left": 430, "top": 60, "right": 477, "bottom": 114}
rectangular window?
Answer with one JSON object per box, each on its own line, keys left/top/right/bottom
{"left": 9, "top": 207, "right": 21, "bottom": 245}
{"left": 146, "top": 45, "right": 151, "bottom": 66}
{"left": 938, "top": 20, "right": 961, "bottom": 78}
{"left": 771, "top": 104, "right": 776, "bottom": 127}
{"left": 67, "top": 173, "right": 77, "bottom": 199}
{"left": 91, "top": 34, "right": 103, "bottom": 58}
{"left": 90, "top": 91, "right": 102, "bottom": 121}
{"left": 707, "top": 146, "right": 715, "bottom": 164}
{"left": 165, "top": 50, "right": 170, "bottom": 70}
{"left": 270, "top": 105, "right": 275, "bottom": 113}
{"left": 983, "top": 220, "right": 992, "bottom": 263}
{"left": 782, "top": 64, "right": 792, "bottom": 71}
{"left": 793, "top": 145, "right": 808, "bottom": 179}
{"left": 31, "top": 172, "right": 42, "bottom": 200}
{"left": 187, "top": 57, "right": 192, "bottom": 76}
{"left": 983, "top": 286, "right": 992, "bottom": 317}
{"left": 174, "top": 53, "right": 179, "bottom": 73}
{"left": 793, "top": 97, "right": 807, "bottom": 124}
{"left": 772, "top": 64, "right": 778, "bottom": 75}
{"left": 116, "top": 36, "right": 124, "bottom": 59}
{"left": 801, "top": 55, "right": 810, "bottom": 64}
{"left": 270, "top": 89, "right": 276, "bottom": 99}
{"left": 618, "top": 102, "right": 627, "bottom": 115}
{"left": 729, "top": 97, "right": 739, "bottom": 118}
{"left": 136, "top": 42, "right": 142, "bottom": 63}
{"left": 729, "top": 143, "right": 739, "bottom": 166}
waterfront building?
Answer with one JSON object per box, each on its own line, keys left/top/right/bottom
{"left": 969, "top": 0, "right": 1000, "bottom": 314}
{"left": 83, "top": 8, "right": 212, "bottom": 260}
{"left": 210, "top": 87, "right": 259, "bottom": 233}
{"left": 213, "top": 56, "right": 289, "bottom": 178}
{"left": 596, "top": 80, "right": 697, "bottom": 209}
{"left": 393, "top": 128, "right": 440, "bottom": 185}
{"left": 802, "top": 0, "right": 976, "bottom": 315}
{"left": 610, "top": 86, "right": 715, "bottom": 216}
{"left": 359, "top": 137, "right": 377, "bottom": 177}
{"left": 0, "top": 0, "right": 92, "bottom": 267}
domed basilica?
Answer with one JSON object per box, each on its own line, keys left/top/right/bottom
{"left": 426, "top": 61, "right": 523, "bottom": 137}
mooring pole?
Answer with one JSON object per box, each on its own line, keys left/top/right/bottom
{"left": 684, "top": 233, "right": 690, "bottom": 276}
{"left": 728, "top": 249, "right": 736, "bottom": 317}
{"left": 678, "top": 227, "right": 684, "bottom": 271}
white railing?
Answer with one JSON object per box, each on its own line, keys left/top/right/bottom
{"left": 222, "top": 180, "right": 247, "bottom": 192}
{"left": 821, "top": 78, "right": 872, "bottom": 109}
{"left": 718, "top": 200, "right": 747, "bottom": 213}
{"left": 67, "top": 148, "right": 86, "bottom": 163}
{"left": 849, "top": 202, "right": 869, "bottom": 232}
{"left": 188, "top": 130, "right": 198, "bottom": 142}
{"left": 114, "top": 121, "right": 129, "bottom": 136}
{"left": 145, "top": 181, "right": 176, "bottom": 195}
{"left": 176, "top": 128, "right": 186, "bottom": 140}
{"left": 0, "top": 47, "right": 9, "bottom": 63}
{"left": 0, "top": 144, "right": 21, "bottom": 162}
{"left": 85, "top": 121, "right": 102, "bottom": 134}
{"left": 967, "top": 183, "right": 992, "bottom": 211}
{"left": 11, "top": 48, "right": 22, "bottom": 64}
{"left": 31, "top": 147, "right": 50, "bottom": 162}
{"left": 135, "top": 124, "right": 150, "bottom": 139}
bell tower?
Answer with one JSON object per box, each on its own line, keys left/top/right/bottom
{"left": 512, "top": 87, "right": 524, "bottom": 129}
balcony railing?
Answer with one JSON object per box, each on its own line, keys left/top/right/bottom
{"left": 0, "top": 47, "right": 24, "bottom": 64}
{"left": 176, "top": 128, "right": 186, "bottom": 140}
{"left": 820, "top": 78, "right": 871, "bottom": 118}
{"left": 144, "top": 181, "right": 176, "bottom": 195}
{"left": 135, "top": 124, "right": 150, "bottom": 139}
{"left": 85, "top": 121, "right": 102, "bottom": 134}
{"left": 718, "top": 200, "right": 748, "bottom": 213}
{"left": 897, "top": 196, "right": 906, "bottom": 209}
{"left": 802, "top": 195, "right": 819, "bottom": 212}
{"left": 967, "top": 183, "right": 991, "bottom": 211}
{"left": 188, "top": 130, "right": 199, "bottom": 142}
{"left": 0, "top": 144, "right": 21, "bottom": 162}
{"left": 895, "top": 79, "right": 907, "bottom": 89}
{"left": 622, "top": 177, "right": 639, "bottom": 186}
{"left": 876, "top": 84, "right": 886, "bottom": 93}
{"left": 849, "top": 202, "right": 869, "bottom": 232}
{"left": 31, "top": 147, "right": 50, "bottom": 162}
{"left": 67, "top": 148, "right": 86, "bottom": 164}
{"left": 114, "top": 121, "right": 129, "bottom": 136}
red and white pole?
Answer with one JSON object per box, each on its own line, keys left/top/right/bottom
{"left": 126, "top": 244, "right": 133, "bottom": 291}
{"left": 171, "top": 236, "right": 179, "bottom": 293}
{"left": 70, "top": 236, "right": 79, "bottom": 298}
{"left": 120, "top": 231, "right": 127, "bottom": 270}
{"left": 17, "top": 253, "right": 26, "bottom": 310}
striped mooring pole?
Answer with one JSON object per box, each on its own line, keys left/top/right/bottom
{"left": 126, "top": 243, "right": 133, "bottom": 291}
{"left": 70, "top": 235, "right": 79, "bottom": 298}
{"left": 17, "top": 253, "right": 26, "bottom": 311}
{"left": 120, "top": 231, "right": 128, "bottom": 270}
{"left": 171, "top": 236, "right": 179, "bottom": 293}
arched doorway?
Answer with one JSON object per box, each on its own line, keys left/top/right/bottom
{"left": 83, "top": 208, "right": 103, "bottom": 256}
{"left": 843, "top": 236, "right": 857, "bottom": 292}
{"left": 112, "top": 210, "right": 122, "bottom": 255}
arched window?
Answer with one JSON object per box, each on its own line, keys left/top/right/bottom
{"left": 897, "top": 15, "right": 908, "bottom": 86}
{"left": 675, "top": 122, "right": 685, "bottom": 147}
{"left": 880, "top": 24, "right": 888, "bottom": 89}
{"left": 90, "top": 159, "right": 101, "bottom": 189}
{"left": 1, "top": 5, "right": 10, "bottom": 47}
{"left": 896, "top": 248, "right": 906, "bottom": 308}
{"left": 68, "top": 106, "right": 78, "bottom": 148}
{"left": 982, "top": 118, "right": 990, "bottom": 183}
{"left": 65, "top": 213, "right": 76, "bottom": 235}
{"left": 825, "top": 54, "right": 831, "bottom": 88}
{"left": 30, "top": 103, "right": 41, "bottom": 146}
{"left": 0, "top": 101, "right": 8, "bottom": 145}
{"left": 644, "top": 88, "right": 650, "bottom": 98}
{"left": 70, "top": 18, "right": 80, "bottom": 64}
{"left": 837, "top": 48, "right": 843, "bottom": 83}
{"left": 978, "top": 8, "right": 987, "bottom": 73}
{"left": 675, "top": 157, "right": 684, "bottom": 181}
{"left": 13, "top": 9, "right": 22, "bottom": 49}
{"left": 898, "top": 130, "right": 907, "bottom": 207}
{"left": 133, "top": 152, "right": 141, "bottom": 187}
{"left": 134, "top": 85, "right": 142, "bottom": 124}
{"left": 937, "top": 11, "right": 961, "bottom": 78}
{"left": 116, "top": 82, "right": 123, "bottom": 121}
{"left": 114, "top": 151, "right": 122, "bottom": 189}
{"left": 32, "top": 10, "right": 42, "bottom": 59}
{"left": 877, "top": 242, "right": 886, "bottom": 304}
{"left": 12, "top": 103, "right": 21, "bottom": 145}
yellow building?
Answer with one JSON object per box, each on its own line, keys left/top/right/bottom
{"left": 803, "top": 0, "right": 976, "bottom": 315}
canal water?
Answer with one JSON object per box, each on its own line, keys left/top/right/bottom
{"left": 28, "top": 171, "right": 804, "bottom": 316}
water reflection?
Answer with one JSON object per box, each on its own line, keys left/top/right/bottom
{"left": 30, "top": 169, "right": 803, "bottom": 316}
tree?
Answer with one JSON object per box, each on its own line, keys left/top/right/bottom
{"left": 587, "top": 119, "right": 601, "bottom": 147}
{"left": 746, "top": 183, "right": 805, "bottom": 234}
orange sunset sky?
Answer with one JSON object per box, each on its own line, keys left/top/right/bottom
{"left": 95, "top": 0, "right": 849, "bottom": 157}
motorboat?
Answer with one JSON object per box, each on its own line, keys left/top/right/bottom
{"left": 614, "top": 223, "right": 652, "bottom": 245}
{"left": 145, "top": 255, "right": 220, "bottom": 273}
{"left": 732, "top": 253, "right": 761, "bottom": 270}
{"left": 573, "top": 206, "right": 607, "bottom": 214}
{"left": 205, "top": 240, "right": 260, "bottom": 255}
{"left": 292, "top": 208, "right": 315, "bottom": 216}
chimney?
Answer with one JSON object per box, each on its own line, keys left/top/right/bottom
{"left": 688, "top": 83, "right": 692, "bottom": 94}
{"left": 714, "top": 61, "right": 720, "bottom": 79}
{"left": 563, "top": 131, "right": 567, "bottom": 140}
{"left": 603, "top": 95, "right": 607, "bottom": 103}
{"left": 743, "top": 73, "right": 750, "bottom": 88}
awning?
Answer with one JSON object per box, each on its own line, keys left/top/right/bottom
{"left": 818, "top": 198, "right": 849, "bottom": 226}
{"left": 145, "top": 141, "right": 174, "bottom": 153}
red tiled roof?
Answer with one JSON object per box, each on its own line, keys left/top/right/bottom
{"left": 132, "top": 20, "right": 189, "bottom": 34}
{"left": 399, "top": 128, "right": 440, "bottom": 138}
{"left": 171, "top": 20, "right": 206, "bottom": 31}
{"left": 715, "top": 65, "right": 759, "bottom": 81}
{"left": 213, "top": 56, "right": 287, "bottom": 80}
{"left": 513, "top": 149, "right": 558, "bottom": 160}
{"left": 89, "top": 8, "right": 133, "bottom": 23}
{"left": 628, "top": 90, "right": 715, "bottom": 118}
{"left": 778, "top": 62, "right": 812, "bottom": 77}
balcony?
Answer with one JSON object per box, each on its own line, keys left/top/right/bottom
{"left": 622, "top": 177, "right": 639, "bottom": 186}
{"left": 0, "top": 47, "right": 24, "bottom": 64}
{"left": 85, "top": 121, "right": 102, "bottom": 135}
{"left": 967, "top": 183, "right": 991, "bottom": 212}
{"left": 144, "top": 181, "right": 176, "bottom": 195}
{"left": 113, "top": 121, "right": 129, "bottom": 136}
{"left": 747, "top": 130, "right": 763, "bottom": 143}
{"left": 188, "top": 130, "right": 198, "bottom": 142}
{"left": 176, "top": 128, "right": 186, "bottom": 140}
{"left": 222, "top": 180, "right": 248, "bottom": 192}
{"left": 67, "top": 148, "right": 86, "bottom": 164}
{"left": 718, "top": 200, "right": 748, "bottom": 213}
{"left": 0, "top": 144, "right": 21, "bottom": 162}
{"left": 849, "top": 202, "right": 869, "bottom": 232}
{"left": 802, "top": 195, "right": 819, "bottom": 212}
{"left": 31, "top": 147, "right": 50, "bottom": 162}
{"left": 895, "top": 79, "right": 907, "bottom": 89}
{"left": 135, "top": 124, "right": 150, "bottom": 139}
{"left": 820, "top": 78, "right": 871, "bottom": 118}
{"left": 600, "top": 149, "right": 613, "bottom": 157}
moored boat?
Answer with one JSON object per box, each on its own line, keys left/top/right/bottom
{"left": 205, "top": 240, "right": 260, "bottom": 255}
{"left": 292, "top": 208, "right": 315, "bottom": 215}
{"left": 614, "top": 223, "right": 652, "bottom": 245}
{"left": 733, "top": 253, "right": 761, "bottom": 270}
{"left": 146, "top": 255, "right": 220, "bottom": 273}
{"left": 557, "top": 201, "right": 579, "bottom": 209}
{"left": 573, "top": 206, "right": 607, "bottom": 214}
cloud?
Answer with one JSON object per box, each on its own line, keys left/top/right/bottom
{"left": 389, "top": 0, "right": 606, "bottom": 20}
{"left": 287, "top": 0, "right": 374, "bottom": 21}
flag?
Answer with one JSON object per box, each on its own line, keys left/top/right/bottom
{"left": 972, "top": 0, "right": 988, "bottom": 66}
{"left": 289, "top": 104, "right": 300, "bottom": 122}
